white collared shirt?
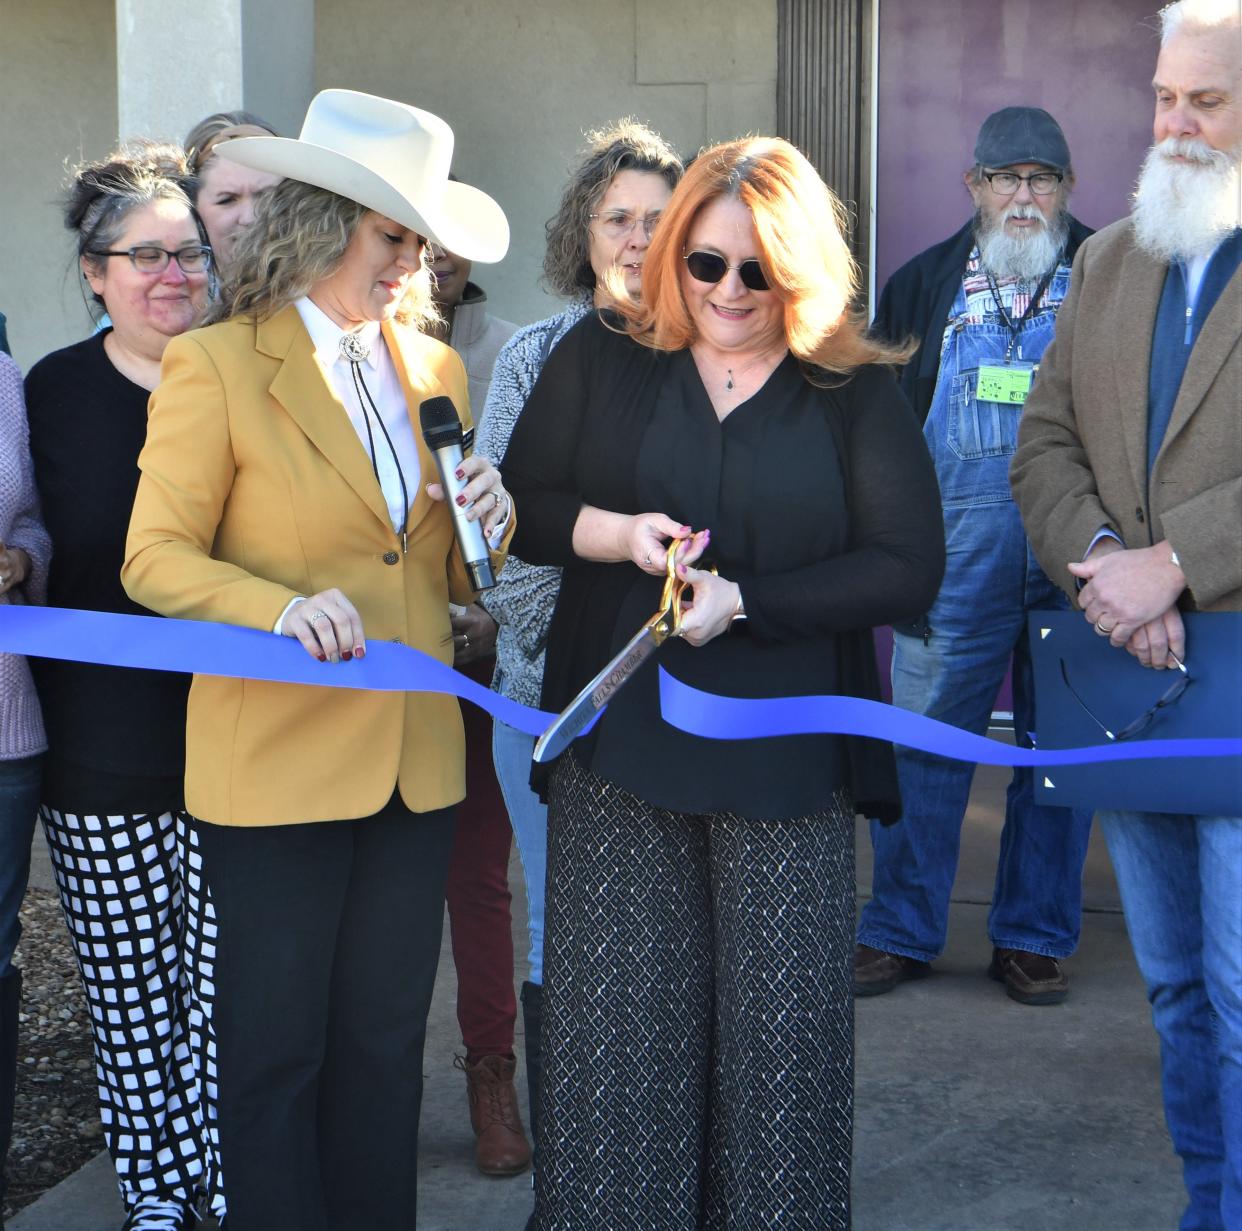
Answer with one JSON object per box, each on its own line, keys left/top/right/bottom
{"left": 295, "top": 296, "right": 422, "bottom": 536}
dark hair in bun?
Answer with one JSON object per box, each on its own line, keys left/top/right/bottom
{"left": 65, "top": 141, "right": 199, "bottom": 310}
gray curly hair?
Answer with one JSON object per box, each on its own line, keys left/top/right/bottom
{"left": 542, "top": 118, "right": 684, "bottom": 298}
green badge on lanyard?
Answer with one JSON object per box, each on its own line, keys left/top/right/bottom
{"left": 977, "top": 363, "right": 1033, "bottom": 405}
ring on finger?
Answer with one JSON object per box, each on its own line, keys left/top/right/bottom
{"left": 308, "top": 609, "right": 330, "bottom": 627}
{"left": 1095, "top": 620, "right": 1114, "bottom": 635}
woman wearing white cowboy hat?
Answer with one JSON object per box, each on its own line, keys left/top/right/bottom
{"left": 122, "top": 89, "right": 514, "bottom": 1231}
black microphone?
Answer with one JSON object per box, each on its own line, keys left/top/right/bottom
{"left": 419, "top": 396, "right": 496, "bottom": 591}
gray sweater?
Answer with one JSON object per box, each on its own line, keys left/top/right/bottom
{"left": 476, "top": 298, "right": 593, "bottom": 709}
{"left": 0, "top": 351, "right": 50, "bottom": 759}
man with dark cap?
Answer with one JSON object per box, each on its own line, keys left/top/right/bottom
{"left": 856, "top": 107, "right": 1095, "bottom": 1005}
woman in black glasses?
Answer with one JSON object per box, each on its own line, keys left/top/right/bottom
{"left": 24, "top": 142, "right": 214, "bottom": 1231}
{"left": 502, "top": 136, "right": 945, "bottom": 1231}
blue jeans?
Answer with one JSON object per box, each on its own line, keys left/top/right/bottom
{"left": 493, "top": 719, "right": 548, "bottom": 985}
{"left": 1100, "top": 810, "right": 1242, "bottom": 1231}
{"left": 857, "top": 504, "right": 1093, "bottom": 961}
{"left": 0, "top": 753, "right": 42, "bottom": 977}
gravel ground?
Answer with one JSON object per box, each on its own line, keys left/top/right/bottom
{"left": 4, "top": 887, "right": 103, "bottom": 1221}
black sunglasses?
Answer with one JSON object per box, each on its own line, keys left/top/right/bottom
{"left": 1059, "top": 654, "right": 1191, "bottom": 742}
{"left": 683, "top": 250, "right": 771, "bottom": 292}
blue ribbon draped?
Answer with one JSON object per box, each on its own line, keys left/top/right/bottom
{"left": 1, "top": 606, "right": 1238, "bottom": 767}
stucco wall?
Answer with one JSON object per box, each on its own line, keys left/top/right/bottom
{"left": 0, "top": 0, "right": 119, "bottom": 367}
{"left": 314, "top": 0, "right": 779, "bottom": 328}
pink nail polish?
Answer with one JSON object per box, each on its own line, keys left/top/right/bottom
{"left": 456, "top": 495, "right": 467, "bottom": 506}
{"left": 355, "top": 646, "right": 366, "bottom": 659}
{"left": 455, "top": 469, "right": 465, "bottom": 480}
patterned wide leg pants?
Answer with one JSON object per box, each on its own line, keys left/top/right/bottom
{"left": 534, "top": 756, "right": 856, "bottom": 1231}
{"left": 39, "top": 806, "right": 221, "bottom": 1220}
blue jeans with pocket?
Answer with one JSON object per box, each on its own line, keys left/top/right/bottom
{"left": 0, "top": 753, "right": 42, "bottom": 977}
{"left": 1100, "top": 810, "right": 1242, "bottom": 1231}
{"left": 858, "top": 289, "right": 1091, "bottom": 962}
{"left": 493, "top": 719, "right": 548, "bottom": 985}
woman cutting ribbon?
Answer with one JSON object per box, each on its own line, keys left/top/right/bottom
{"left": 502, "top": 137, "right": 944, "bottom": 1230}
{"left": 122, "top": 90, "right": 512, "bottom": 1231}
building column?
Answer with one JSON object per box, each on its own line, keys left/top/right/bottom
{"left": 776, "top": 0, "right": 875, "bottom": 289}
{"left": 115, "top": 0, "right": 313, "bottom": 145}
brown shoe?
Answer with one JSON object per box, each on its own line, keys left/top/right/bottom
{"left": 853, "top": 943, "right": 931, "bottom": 997}
{"left": 988, "top": 947, "right": 1069, "bottom": 1005}
{"left": 456, "top": 1053, "right": 532, "bottom": 1177}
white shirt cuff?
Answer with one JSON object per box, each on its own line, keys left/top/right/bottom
{"left": 273, "top": 596, "right": 306, "bottom": 635}
{"left": 486, "top": 498, "right": 512, "bottom": 551}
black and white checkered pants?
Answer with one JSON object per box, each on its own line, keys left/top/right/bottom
{"left": 40, "top": 806, "right": 223, "bottom": 1220}
{"left": 534, "top": 755, "right": 856, "bottom": 1231}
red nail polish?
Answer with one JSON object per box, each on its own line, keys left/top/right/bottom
{"left": 455, "top": 469, "right": 465, "bottom": 480}
{"left": 341, "top": 651, "right": 353, "bottom": 662}
{"left": 456, "top": 495, "right": 467, "bottom": 506}
{"left": 317, "top": 653, "right": 327, "bottom": 662}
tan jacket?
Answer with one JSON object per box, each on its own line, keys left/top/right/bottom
{"left": 122, "top": 304, "right": 512, "bottom": 826}
{"left": 1011, "top": 218, "right": 1242, "bottom": 612}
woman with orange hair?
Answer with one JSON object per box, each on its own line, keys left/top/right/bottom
{"left": 502, "top": 137, "right": 945, "bottom": 1229}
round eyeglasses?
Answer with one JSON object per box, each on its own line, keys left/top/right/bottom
{"left": 588, "top": 210, "right": 663, "bottom": 241}
{"left": 90, "top": 245, "right": 213, "bottom": 274}
{"left": 982, "top": 170, "right": 1064, "bottom": 197}
{"left": 683, "top": 250, "right": 771, "bottom": 292}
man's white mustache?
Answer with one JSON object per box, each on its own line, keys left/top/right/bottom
{"left": 1156, "top": 136, "right": 1234, "bottom": 169}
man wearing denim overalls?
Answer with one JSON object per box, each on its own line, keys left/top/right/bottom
{"left": 857, "top": 108, "right": 1095, "bottom": 1005}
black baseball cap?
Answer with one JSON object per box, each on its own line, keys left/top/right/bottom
{"left": 974, "top": 107, "right": 1071, "bottom": 172}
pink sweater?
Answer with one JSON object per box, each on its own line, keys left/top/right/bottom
{"left": 0, "top": 351, "right": 50, "bottom": 759}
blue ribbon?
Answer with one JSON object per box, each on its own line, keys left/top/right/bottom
{"left": 1, "top": 606, "right": 1238, "bottom": 767}
{"left": 656, "top": 671, "right": 1241, "bottom": 767}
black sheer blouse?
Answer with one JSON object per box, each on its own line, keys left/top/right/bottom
{"left": 503, "top": 313, "right": 944, "bottom": 822}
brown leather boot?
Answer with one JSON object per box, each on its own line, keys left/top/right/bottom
{"left": 455, "top": 1053, "right": 532, "bottom": 1177}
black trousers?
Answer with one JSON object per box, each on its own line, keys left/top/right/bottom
{"left": 536, "top": 756, "right": 855, "bottom": 1231}
{"left": 193, "top": 794, "right": 455, "bottom": 1231}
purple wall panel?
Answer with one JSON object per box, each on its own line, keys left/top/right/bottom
{"left": 875, "top": 0, "right": 1160, "bottom": 291}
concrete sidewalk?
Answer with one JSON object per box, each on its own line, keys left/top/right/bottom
{"left": 12, "top": 762, "right": 1183, "bottom": 1230}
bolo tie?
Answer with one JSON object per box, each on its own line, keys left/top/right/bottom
{"left": 339, "top": 331, "right": 410, "bottom": 554}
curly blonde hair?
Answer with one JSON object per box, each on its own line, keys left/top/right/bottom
{"left": 610, "top": 137, "right": 912, "bottom": 376}
{"left": 208, "top": 178, "right": 438, "bottom": 330}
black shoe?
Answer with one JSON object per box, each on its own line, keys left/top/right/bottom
{"left": 853, "top": 943, "right": 931, "bottom": 997}
{"left": 988, "top": 947, "right": 1069, "bottom": 1005}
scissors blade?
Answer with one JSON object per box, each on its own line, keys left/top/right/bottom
{"left": 532, "top": 618, "right": 667, "bottom": 764}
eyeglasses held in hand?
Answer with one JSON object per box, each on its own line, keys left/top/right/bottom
{"left": 982, "top": 170, "right": 1064, "bottom": 197}
{"left": 682, "top": 250, "right": 771, "bottom": 292}
{"left": 1059, "top": 653, "right": 1191, "bottom": 742}
{"left": 90, "top": 245, "right": 213, "bottom": 274}
{"left": 588, "top": 210, "right": 663, "bottom": 241}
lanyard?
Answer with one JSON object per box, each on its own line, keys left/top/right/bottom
{"left": 985, "top": 266, "right": 1057, "bottom": 362}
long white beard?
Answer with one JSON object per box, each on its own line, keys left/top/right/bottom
{"left": 1132, "top": 136, "right": 1242, "bottom": 263}
{"left": 976, "top": 204, "right": 1069, "bottom": 281}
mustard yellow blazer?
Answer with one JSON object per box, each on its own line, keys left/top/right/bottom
{"left": 122, "top": 304, "right": 512, "bottom": 826}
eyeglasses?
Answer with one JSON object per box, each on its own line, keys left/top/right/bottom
{"left": 89, "top": 245, "right": 213, "bottom": 274}
{"left": 588, "top": 210, "right": 663, "bottom": 241}
{"left": 1059, "top": 654, "right": 1191, "bottom": 742}
{"left": 683, "top": 250, "right": 771, "bottom": 292}
{"left": 982, "top": 170, "right": 1064, "bottom": 197}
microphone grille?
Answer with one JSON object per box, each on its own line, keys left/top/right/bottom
{"left": 419, "top": 396, "right": 460, "bottom": 433}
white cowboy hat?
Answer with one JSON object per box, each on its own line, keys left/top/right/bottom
{"left": 217, "top": 89, "right": 509, "bottom": 263}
